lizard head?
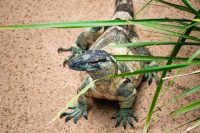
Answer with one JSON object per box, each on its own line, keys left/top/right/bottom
{"left": 68, "top": 50, "right": 117, "bottom": 72}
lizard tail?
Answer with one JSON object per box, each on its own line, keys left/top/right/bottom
{"left": 114, "top": 0, "right": 134, "bottom": 20}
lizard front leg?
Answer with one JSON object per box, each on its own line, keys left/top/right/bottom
{"left": 58, "top": 27, "right": 105, "bottom": 66}
{"left": 113, "top": 80, "right": 138, "bottom": 129}
{"left": 60, "top": 77, "right": 93, "bottom": 123}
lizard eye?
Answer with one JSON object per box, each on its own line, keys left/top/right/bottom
{"left": 89, "top": 58, "right": 107, "bottom": 63}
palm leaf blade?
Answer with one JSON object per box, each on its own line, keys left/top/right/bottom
{"left": 170, "top": 101, "right": 200, "bottom": 116}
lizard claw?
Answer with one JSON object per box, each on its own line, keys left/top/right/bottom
{"left": 57, "top": 47, "right": 72, "bottom": 54}
{"left": 60, "top": 112, "right": 67, "bottom": 119}
{"left": 63, "top": 59, "right": 69, "bottom": 67}
{"left": 112, "top": 108, "right": 137, "bottom": 129}
{"left": 60, "top": 103, "right": 88, "bottom": 124}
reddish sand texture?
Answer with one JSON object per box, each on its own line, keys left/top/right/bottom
{"left": 0, "top": 0, "right": 200, "bottom": 133}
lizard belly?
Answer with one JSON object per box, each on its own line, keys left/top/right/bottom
{"left": 89, "top": 80, "right": 119, "bottom": 101}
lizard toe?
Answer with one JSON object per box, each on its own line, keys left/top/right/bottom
{"left": 65, "top": 110, "right": 79, "bottom": 123}
{"left": 114, "top": 108, "right": 137, "bottom": 129}
{"left": 127, "top": 117, "right": 134, "bottom": 128}
{"left": 131, "top": 112, "right": 138, "bottom": 122}
{"left": 122, "top": 117, "right": 127, "bottom": 129}
{"left": 115, "top": 115, "right": 122, "bottom": 127}
{"left": 57, "top": 47, "right": 71, "bottom": 53}
{"left": 74, "top": 111, "right": 82, "bottom": 124}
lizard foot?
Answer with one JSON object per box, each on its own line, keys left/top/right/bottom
{"left": 144, "top": 62, "right": 159, "bottom": 85}
{"left": 60, "top": 103, "right": 88, "bottom": 124}
{"left": 112, "top": 108, "right": 138, "bottom": 129}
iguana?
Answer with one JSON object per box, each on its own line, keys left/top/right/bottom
{"left": 58, "top": 0, "right": 158, "bottom": 129}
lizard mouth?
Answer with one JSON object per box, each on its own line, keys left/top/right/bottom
{"left": 68, "top": 50, "right": 113, "bottom": 72}
{"left": 68, "top": 56, "right": 108, "bottom": 71}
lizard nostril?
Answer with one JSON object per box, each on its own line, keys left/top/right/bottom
{"left": 67, "top": 58, "right": 78, "bottom": 69}
{"left": 67, "top": 60, "right": 74, "bottom": 69}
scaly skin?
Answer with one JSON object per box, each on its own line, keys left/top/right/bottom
{"left": 59, "top": 0, "right": 158, "bottom": 128}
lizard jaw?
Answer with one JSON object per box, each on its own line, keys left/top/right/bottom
{"left": 68, "top": 57, "right": 102, "bottom": 71}
{"left": 67, "top": 50, "right": 114, "bottom": 72}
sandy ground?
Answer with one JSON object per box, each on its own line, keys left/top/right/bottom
{"left": 0, "top": 0, "right": 200, "bottom": 133}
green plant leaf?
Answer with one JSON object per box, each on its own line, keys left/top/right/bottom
{"left": 170, "top": 49, "right": 200, "bottom": 115}
{"left": 2, "top": 18, "right": 199, "bottom": 42}
{"left": 109, "top": 41, "right": 200, "bottom": 47}
{"left": 138, "top": 22, "right": 200, "bottom": 42}
{"left": 135, "top": 0, "right": 153, "bottom": 16}
{"left": 155, "top": 0, "right": 193, "bottom": 14}
{"left": 176, "top": 21, "right": 200, "bottom": 31}
{"left": 193, "top": 19, "right": 200, "bottom": 22}
{"left": 159, "top": 84, "right": 200, "bottom": 110}
{"left": 176, "top": 84, "right": 200, "bottom": 100}
{"left": 105, "top": 63, "right": 189, "bottom": 79}
{"left": 161, "top": 49, "right": 200, "bottom": 98}
{"left": 163, "top": 70, "right": 200, "bottom": 80}
{"left": 165, "top": 118, "right": 200, "bottom": 133}
{"left": 143, "top": 15, "right": 198, "bottom": 133}
{"left": 184, "top": 119, "right": 200, "bottom": 132}
{"left": 140, "top": 22, "right": 188, "bottom": 29}
{"left": 113, "top": 55, "right": 200, "bottom": 64}
{"left": 148, "top": 84, "right": 200, "bottom": 121}
{"left": 186, "top": 49, "right": 200, "bottom": 63}
{"left": 170, "top": 100, "right": 200, "bottom": 117}
{"left": 0, "top": 19, "right": 192, "bottom": 29}
{"left": 151, "top": 49, "right": 200, "bottom": 118}
{"left": 182, "top": 0, "right": 199, "bottom": 17}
